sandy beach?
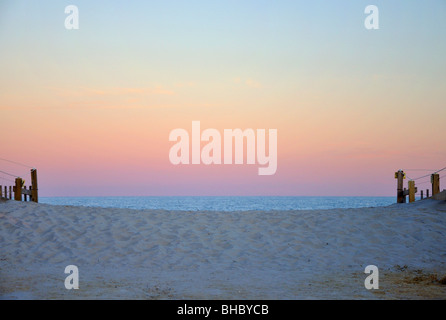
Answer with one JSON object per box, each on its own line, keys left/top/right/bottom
{"left": 1, "top": 199, "right": 445, "bottom": 299}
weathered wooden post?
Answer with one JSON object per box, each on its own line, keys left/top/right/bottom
{"left": 431, "top": 173, "right": 440, "bottom": 196}
{"left": 408, "top": 180, "right": 416, "bottom": 203}
{"left": 427, "top": 189, "right": 430, "bottom": 198}
{"left": 0, "top": 185, "right": 2, "bottom": 199}
{"left": 421, "top": 190, "right": 424, "bottom": 200}
{"left": 395, "top": 170, "right": 406, "bottom": 203}
{"left": 4, "top": 186, "right": 7, "bottom": 199}
{"left": 14, "top": 178, "right": 22, "bottom": 201}
{"left": 9, "top": 186, "right": 12, "bottom": 199}
{"left": 31, "top": 168, "right": 38, "bottom": 203}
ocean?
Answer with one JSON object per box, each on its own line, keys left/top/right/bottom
{"left": 39, "top": 196, "right": 395, "bottom": 211}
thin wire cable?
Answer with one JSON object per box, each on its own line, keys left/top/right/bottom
{"left": 0, "top": 157, "right": 33, "bottom": 169}
{"left": 0, "top": 170, "right": 19, "bottom": 178}
{"left": 415, "top": 180, "right": 432, "bottom": 187}
{"left": 405, "top": 173, "right": 427, "bottom": 181}
{"left": 415, "top": 180, "right": 431, "bottom": 187}
{"left": 434, "top": 166, "right": 446, "bottom": 174}
{"left": 403, "top": 165, "right": 446, "bottom": 181}
{"left": 413, "top": 176, "right": 431, "bottom": 182}
{"left": 0, "top": 176, "right": 15, "bottom": 183}
{"left": 412, "top": 173, "right": 432, "bottom": 181}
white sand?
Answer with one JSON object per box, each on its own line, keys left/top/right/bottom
{"left": 1, "top": 199, "right": 445, "bottom": 299}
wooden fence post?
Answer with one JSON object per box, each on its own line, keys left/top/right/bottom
{"left": 408, "top": 180, "right": 416, "bottom": 203}
{"left": 421, "top": 190, "right": 424, "bottom": 200}
{"left": 395, "top": 170, "right": 406, "bottom": 203}
{"left": 0, "top": 185, "right": 2, "bottom": 199}
{"left": 427, "top": 189, "right": 430, "bottom": 198}
{"left": 431, "top": 174, "right": 440, "bottom": 196}
{"left": 9, "top": 186, "right": 12, "bottom": 199}
{"left": 14, "top": 178, "right": 22, "bottom": 201}
{"left": 31, "top": 168, "right": 38, "bottom": 203}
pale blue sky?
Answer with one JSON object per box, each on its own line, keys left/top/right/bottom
{"left": 2, "top": 0, "right": 445, "bottom": 88}
{"left": 1, "top": 1, "right": 445, "bottom": 196}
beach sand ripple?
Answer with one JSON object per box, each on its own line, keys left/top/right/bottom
{"left": 1, "top": 199, "right": 445, "bottom": 299}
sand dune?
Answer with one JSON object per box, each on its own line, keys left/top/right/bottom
{"left": 1, "top": 199, "right": 445, "bottom": 299}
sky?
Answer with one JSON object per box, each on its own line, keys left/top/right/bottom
{"left": 0, "top": 0, "right": 445, "bottom": 196}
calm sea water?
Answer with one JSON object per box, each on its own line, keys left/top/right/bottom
{"left": 39, "top": 196, "right": 395, "bottom": 211}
